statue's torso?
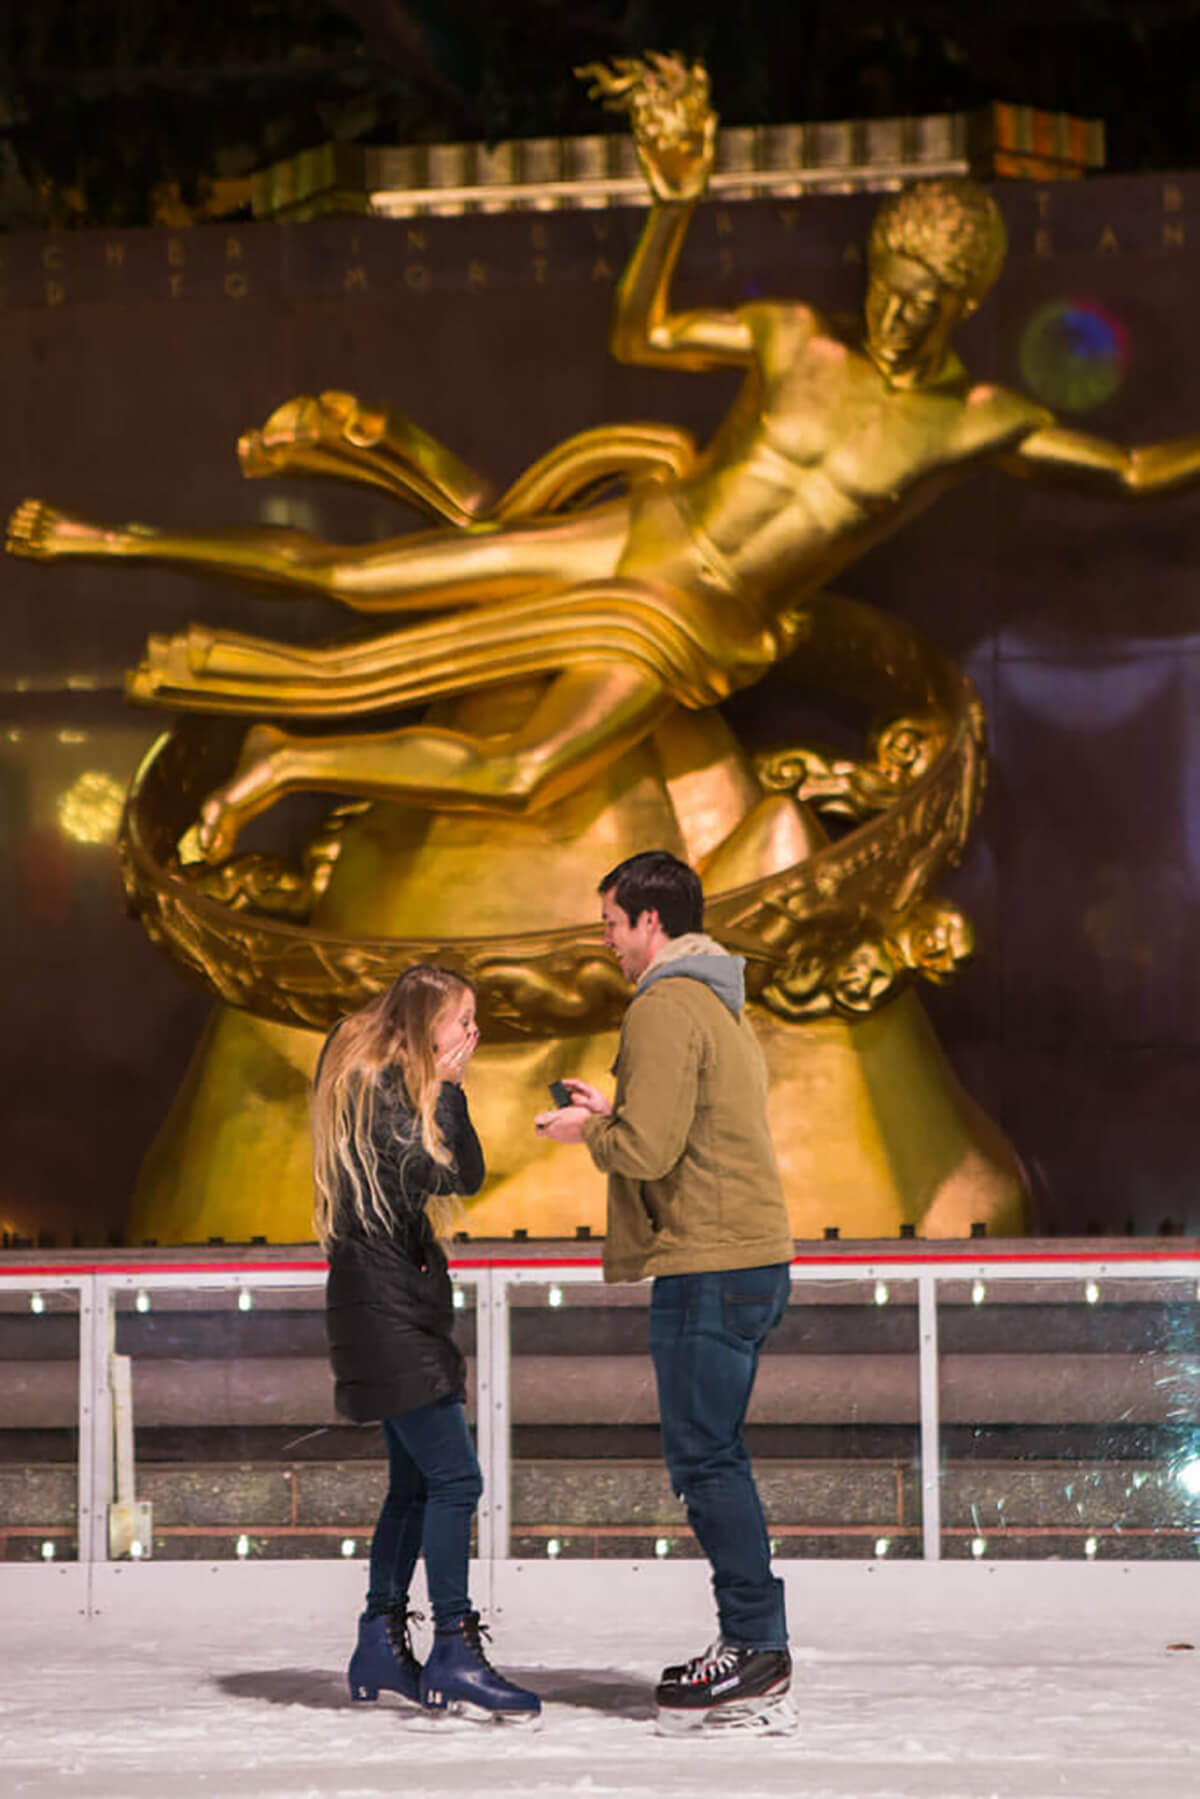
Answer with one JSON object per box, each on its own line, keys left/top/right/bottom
{"left": 684, "top": 306, "right": 1043, "bottom": 598}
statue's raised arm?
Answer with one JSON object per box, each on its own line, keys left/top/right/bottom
{"left": 576, "top": 52, "right": 754, "bottom": 372}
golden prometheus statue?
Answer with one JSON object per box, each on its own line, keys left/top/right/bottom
{"left": 13, "top": 54, "right": 1200, "bottom": 1243}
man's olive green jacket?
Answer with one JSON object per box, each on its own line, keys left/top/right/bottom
{"left": 581, "top": 934, "right": 794, "bottom": 1283}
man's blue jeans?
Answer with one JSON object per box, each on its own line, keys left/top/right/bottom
{"left": 366, "top": 1395, "right": 483, "bottom": 1629}
{"left": 649, "top": 1263, "right": 791, "bottom": 1650}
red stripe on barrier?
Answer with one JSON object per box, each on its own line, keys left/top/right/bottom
{"left": 1, "top": 1246, "right": 1198, "bottom": 1279}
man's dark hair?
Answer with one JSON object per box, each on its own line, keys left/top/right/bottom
{"left": 598, "top": 850, "right": 703, "bottom": 938}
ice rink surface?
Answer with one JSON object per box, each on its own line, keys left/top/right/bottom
{"left": 2, "top": 1562, "right": 1198, "bottom": 1798}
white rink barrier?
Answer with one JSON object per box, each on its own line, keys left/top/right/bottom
{"left": 2, "top": 1245, "right": 1200, "bottom": 1619}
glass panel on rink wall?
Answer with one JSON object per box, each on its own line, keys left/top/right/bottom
{"left": 506, "top": 1275, "right": 921, "bottom": 1562}
{"left": 937, "top": 1275, "right": 1200, "bottom": 1559}
{"left": 0, "top": 1283, "right": 80, "bottom": 1563}
{"left": 779, "top": 1277, "right": 921, "bottom": 1559}
{"left": 108, "top": 1277, "right": 479, "bottom": 1564}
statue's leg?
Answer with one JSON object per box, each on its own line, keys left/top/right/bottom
{"left": 130, "top": 566, "right": 669, "bottom": 719}
{"left": 6, "top": 496, "right": 627, "bottom": 615}
{"left": 134, "top": 615, "right": 429, "bottom": 696}
{"left": 193, "top": 663, "right": 672, "bottom": 860}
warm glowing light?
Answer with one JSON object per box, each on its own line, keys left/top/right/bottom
{"left": 56, "top": 770, "right": 124, "bottom": 845}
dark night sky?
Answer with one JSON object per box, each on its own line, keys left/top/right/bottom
{"left": 4, "top": 3, "right": 1200, "bottom": 224}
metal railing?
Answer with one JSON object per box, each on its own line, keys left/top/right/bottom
{"left": 3, "top": 1244, "right": 1200, "bottom": 1573}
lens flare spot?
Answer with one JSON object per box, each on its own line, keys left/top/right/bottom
{"left": 1020, "top": 300, "right": 1129, "bottom": 413}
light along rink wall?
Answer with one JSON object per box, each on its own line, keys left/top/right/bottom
{"left": 3, "top": 1241, "right": 1200, "bottom": 1623}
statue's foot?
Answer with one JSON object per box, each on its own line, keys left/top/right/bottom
{"left": 195, "top": 723, "right": 289, "bottom": 862}
{"left": 185, "top": 624, "right": 217, "bottom": 674}
{"left": 238, "top": 391, "right": 387, "bottom": 478}
{"left": 238, "top": 396, "right": 315, "bottom": 476}
{"left": 128, "top": 628, "right": 209, "bottom": 703}
{"left": 6, "top": 499, "right": 126, "bottom": 561}
{"left": 126, "top": 655, "right": 159, "bottom": 706}
{"left": 195, "top": 794, "right": 242, "bottom": 864}
{"left": 143, "top": 633, "right": 175, "bottom": 679}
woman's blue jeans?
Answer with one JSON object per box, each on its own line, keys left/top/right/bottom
{"left": 649, "top": 1262, "right": 791, "bottom": 1651}
{"left": 366, "top": 1395, "right": 483, "bottom": 1629}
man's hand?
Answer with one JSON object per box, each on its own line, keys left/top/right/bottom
{"left": 576, "top": 51, "right": 716, "bottom": 203}
{"left": 561, "top": 1078, "right": 612, "bottom": 1116}
{"left": 534, "top": 1104, "right": 593, "bottom": 1145}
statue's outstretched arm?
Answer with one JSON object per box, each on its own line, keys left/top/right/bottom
{"left": 578, "top": 53, "right": 754, "bottom": 373}
{"left": 1002, "top": 423, "right": 1200, "bottom": 496}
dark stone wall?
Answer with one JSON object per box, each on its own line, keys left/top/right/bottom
{"left": 2, "top": 171, "right": 1199, "bottom": 1243}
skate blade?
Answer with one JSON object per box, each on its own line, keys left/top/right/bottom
{"left": 413, "top": 1700, "right": 543, "bottom": 1732}
{"left": 656, "top": 1690, "right": 797, "bottom": 1738}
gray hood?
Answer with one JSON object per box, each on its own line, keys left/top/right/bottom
{"left": 636, "top": 931, "right": 745, "bottom": 1017}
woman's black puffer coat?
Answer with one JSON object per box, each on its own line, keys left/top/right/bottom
{"left": 325, "top": 1077, "right": 484, "bottom": 1422}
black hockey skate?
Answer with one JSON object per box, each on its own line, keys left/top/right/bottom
{"left": 655, "top": 1641, "right": 796, "bottom": 1736}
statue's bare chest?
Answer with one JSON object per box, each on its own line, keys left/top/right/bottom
{"left": 758, "top": 344, "right": 971, "bottom": 501}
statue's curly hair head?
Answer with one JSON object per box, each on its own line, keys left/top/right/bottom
{"left": 868, "top": 179, "right": 1007, "bottom": 303}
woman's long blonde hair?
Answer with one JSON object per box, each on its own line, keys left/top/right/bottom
{"left": 311, "top": 965, "right": 473, "bottom": 1248}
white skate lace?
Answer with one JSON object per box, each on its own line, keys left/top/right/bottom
{"left": 683, "top": 1643, "right": 740, "bottom": 1686}
{"left": 672, "top": 1639, "right": 719, "bottom": 1681}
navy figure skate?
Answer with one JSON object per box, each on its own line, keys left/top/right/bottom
{"left": 347, "top": 1606, "right": 422, "bottom": 1706}
{"left": 420, "top": 1612, "right": 541, "bottom": 1726}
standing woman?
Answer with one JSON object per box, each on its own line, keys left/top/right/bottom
{"left": 312, "top": 965, "right": 541, "bottom": 1725}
